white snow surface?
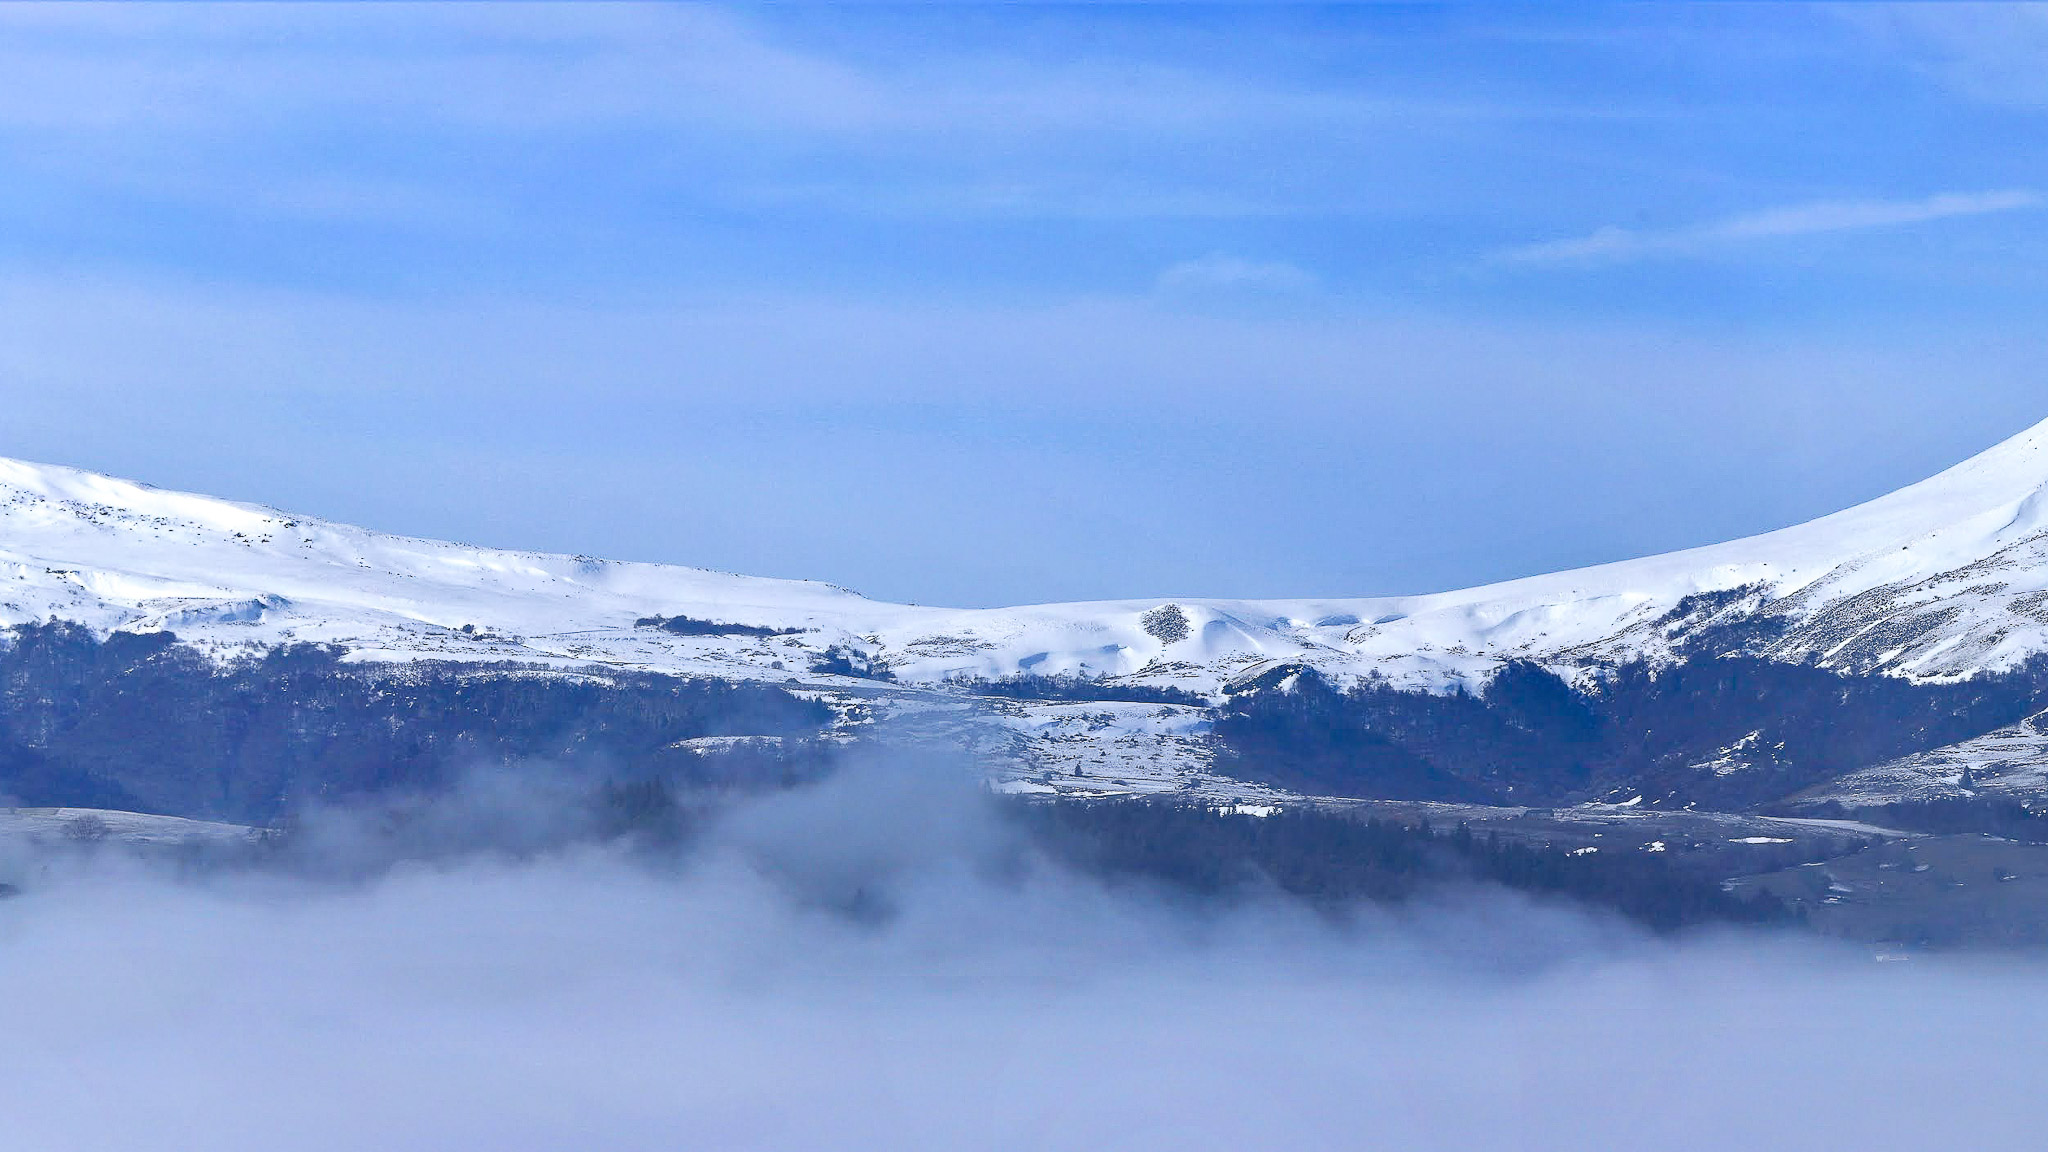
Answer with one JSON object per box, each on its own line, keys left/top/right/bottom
{"left": 0, "top": 806, "right": 259, "bottom": 847}
{"left": 10, "top": 416, "right": 2048, "bottom": 697}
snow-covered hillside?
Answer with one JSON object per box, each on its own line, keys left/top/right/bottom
{"left": 1797, "top": 711, "right": 2048, "bottom": 808}
{"left": 9, "top": 417, "right": 2048, "bottom": 696}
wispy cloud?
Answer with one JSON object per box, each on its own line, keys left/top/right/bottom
{"left": 1501, "top": 189, "right": 2040, "bottom": 265}
{"left": 1840, "top": 3, "right": 2048, "bottom": 109}
{"left": 0, "top": 3, "right": 1499, "bottom": 232}
{"left": 1156, "top": 254, "right": 1318, "bottom": 294}
{"left": 0, "top": 4, "right": 1446, "bottom": 140}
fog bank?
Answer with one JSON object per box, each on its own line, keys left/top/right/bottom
{"left": 1, "top": 772, "right": 2042, "bottom": 1151}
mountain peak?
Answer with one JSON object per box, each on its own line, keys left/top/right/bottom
{"left": 4, "top": 418, "right": 2048, "bottom": 691}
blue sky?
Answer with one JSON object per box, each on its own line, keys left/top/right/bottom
{"left": 5, "top": 3, "right": 2048, "bottom": 606}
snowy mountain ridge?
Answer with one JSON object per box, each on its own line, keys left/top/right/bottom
{"left": 8, "top": 417, "right": 2048, "bottom": 697}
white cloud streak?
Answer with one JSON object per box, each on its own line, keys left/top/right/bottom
{"left": 1841, "top": 2, "right": 2048, "bottom": 109}
{"left": 0, "top": 2, "right": 1505, "bottom": 235}
{"left": 1156, "top": 254, "right": 1318, "bottom": 295}
{"left": 1503, "top": 189, "right": 2040, "bottom": 265}
{"left": 0, "top": 3, "right": 1438, "bottom": 139}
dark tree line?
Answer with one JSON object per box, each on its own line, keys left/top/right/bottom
{"left": 635, "top": 614, "right": 807, "bottom": 639}
{"left": 962, "top": 674, "right": 1208, "bottom": 707}
{"left": 1810, "top": 796, "right": 2048, "bottom": 843}
{"left": 1013, "top": 800, "right": 1794, "bottom": 932}
{"left": 808, "top": 645, "right": 896, "bottom": 680}
{"left": 1213, "top": 657, "right": 2048, "bottom": 810}
{"left": 0, "top": 623, "right": 834, "bottom": 823}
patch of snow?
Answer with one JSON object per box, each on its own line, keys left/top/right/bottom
{"left": 988, "top": 779, "right": 1057, "bottom": 795}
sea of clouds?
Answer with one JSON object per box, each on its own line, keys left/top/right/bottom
{"left": 2, "top": 764, "right": 2044, "bottom": 1151}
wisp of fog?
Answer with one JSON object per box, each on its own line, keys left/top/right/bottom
{"left": 1, "top": 763, "right": 2043, "bottom": 1152}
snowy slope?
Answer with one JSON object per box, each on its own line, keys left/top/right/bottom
{"left": 6, "top": 416, "right": 2048, "bottom": 701}
{"left": 0, "top": 806, "right": 260, "bottom": 848}
{"left": 1796, "top": 711, "right": 2048, "bottom": 808}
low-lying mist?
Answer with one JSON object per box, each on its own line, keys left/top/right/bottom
{"left": 2, "top": 763, "right": 2043, "bottom": 1151}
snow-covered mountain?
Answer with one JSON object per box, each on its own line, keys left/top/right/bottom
{"left": 9, "top": 417, "right": 2048, "bottom": 812}
{"left": 8, "top": 416, "right": 2048, "bottom": 695}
